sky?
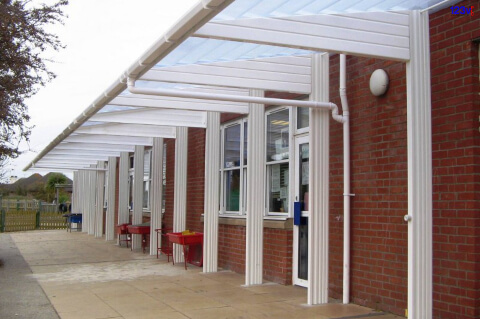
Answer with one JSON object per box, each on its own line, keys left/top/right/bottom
{"left": 7, "top": 0, "right": 198, "bottom": 180}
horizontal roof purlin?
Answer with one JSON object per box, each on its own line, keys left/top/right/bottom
{"left": 25, "top": 0, "right": 458, "bottom": 171}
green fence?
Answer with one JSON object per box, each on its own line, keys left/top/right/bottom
{"left": 0, "top": 199, "right": 67, "bottom": 232}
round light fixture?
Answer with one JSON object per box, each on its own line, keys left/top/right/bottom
{"left": 369, "top": 69, "right": 389, "bottom": 96}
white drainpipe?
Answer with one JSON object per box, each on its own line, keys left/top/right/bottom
{"left": 338, "top": 54, "right": 352, "bottom": 304}
{"left": 127, "top": 78, "right": 344, "bottom": 115}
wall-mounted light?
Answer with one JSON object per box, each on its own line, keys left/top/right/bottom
{"left": 369, "top": 69, "right": 389, "bottom": 96}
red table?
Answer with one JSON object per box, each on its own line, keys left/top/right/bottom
{"left": 166, "top": 232, "right": 203, "bottom": 269}
{"left": 127, "top": 223, "right": 150, "bottom": 253}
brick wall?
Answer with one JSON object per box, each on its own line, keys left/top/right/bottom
{"left": 219, "top": 224, "right": 246, "bottom": 275}
{"left": 329, "top": 55, "right": 409, "bottom": 315}
{"left": 430, "top": 1, "right": 480, "bottom": 318}
{"left": 325, "top": 2, "right": 480, "bottom": 317}
{"left": 186, "top": 127, "right": 205, "bottom": 233}
{"left": 163, "top": 138, "right": 175, "bottom": 230}
{"left": 263, "top": 228, "right": 293, "bottom": 285}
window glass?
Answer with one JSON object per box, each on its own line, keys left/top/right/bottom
{"left": 267, "top": 162, "right": 289, "bottom": 213}
{"left": 225, "top": 169, "right": 240, "bottom": 211}
{"left": 143, "top": 150, "right": 151, "bottom": 209}
{"left": 297, "top": 107, "right": 309, "bottom": 130}
{"left": 267, "top": 109, "right": 289, "bottom": 162}
{"left": 224, "top": 124, "right": 241, "bottom": 168}
{"left": 243, "top": 122, "right": 248, "bottom": 166}
{"left": 128, "top": 174, "right": 133, "bottom": 210}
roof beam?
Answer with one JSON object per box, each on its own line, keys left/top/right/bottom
{"left": 76, "top": 123, "right": 176, "bottom": 138}
{"left": 56, "top": 142, "right": 135, "bottom": 152}
{"left": 89, "top": 108, "right": 207, "bottom": 128}
{"left": 65, "top": 134, "right": 154, "bottom": 146}
{"left": 109, "top": 94, "right": 249, "bottom": 114}
{"left": 48, "top": 149, "right": 122, "bottom": 157}
{"left": 141, "top": 56, "right": 312, "bottom": 93}
{"left": 195, "top": 11, "right": 410, "bottom": 61}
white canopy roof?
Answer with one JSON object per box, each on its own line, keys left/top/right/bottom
{"left": 25, "top": 0, "right": 457, "bottom": 171}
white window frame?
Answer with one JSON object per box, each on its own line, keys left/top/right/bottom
{"left": 220, "top": 118, "right": 248, "bottom": 216}
{"left": 143, "top": 148, "right": 152, "bottom": 212}
{"left": 128, "top": 154, "right": 134, "bottom": 211}
{"left": 265, "top": 106, "right": 294, "bottom": 217}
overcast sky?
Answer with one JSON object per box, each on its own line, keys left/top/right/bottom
{"left": 7, "top": 0, "right": 198, "bottom": 179}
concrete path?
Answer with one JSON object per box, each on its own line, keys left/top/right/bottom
{"left": 0, "top": 233, "right": 60, "bottom": 319}
{"left": 3, "top": 230, "right": 405, "bottom": 319}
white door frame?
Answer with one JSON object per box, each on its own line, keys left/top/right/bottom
{"left": 292, "top": 134, "right": 309, "bottom": 287}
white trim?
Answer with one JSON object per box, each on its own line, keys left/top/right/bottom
{"left": 407, "top": 10, "right": 433, "bottom": 319}
{"left": 204, "top": 112, "right": 221, "bottom": 272}
{"left": 150, "top": 138, "right": 164, "bottom": 255}
{"left": 132, "top": 146, "right": 145, "bottom": 249}
{"left": 95, "top": 161, "right": 105, "bottom": 238}
{"left": 173, "top": 127, "right": 188, "bottom": 263}
{"left": 245, "top": 89, "right": 265, "bottom": 286}
{"left": 118, "top": 152, "right": 130, "bottom": 228}
{"left": 308, "top": 53, "right": 330, "bottom": 305}
{"left": 105, "top": 157, "right": 117, "bottom": 241}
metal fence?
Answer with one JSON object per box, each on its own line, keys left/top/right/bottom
{"left": 0, "top": 198, "right": 67, "bottom": 232}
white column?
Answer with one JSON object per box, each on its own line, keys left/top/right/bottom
{"left": 132, "top": 145, "right": 145, "bottom": 250}
{"left": 308, "top": 53, "right": 330, "bottom": 305}
{"left": 95, "top": 161, "right": 105, "bottom": 238}
{"left": 407, "top": 11, "right": 432, "bottom": 319}
{"left": 106, "top": 157, "right": 117, "bottom": 241}
{"left": 203, "top": 112, "right": 220, "bottom": 273}
{"left": 118, "top": 152, "right": 129, "bottom": 228}
{"left": 88, "top": 168, "right": 97, "bottom": 235}
{"left": 150, "top": 138, "right": 164, "bottom": 255}
{"left": 79, "top": 171, "right": 87, "bottom": 232}
{"left": 173, "top": 127, "right": 188, "bottom": 263}
{"left": 245, "top": 89, "right": 265, "bottom": 286}
{"left": 72, "top": 171, "right": 78, "bottom": 213}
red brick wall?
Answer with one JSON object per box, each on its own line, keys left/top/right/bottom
{"left": 263, "top": 228, "right": 293, "bottom": 285}
{"left": 329, "top": 55, "right": 409, "bottom": 315}
{"left": 430, "top": 2, "right": 480, "bottom": 318}
{"left": 162, "top": 129, "right": 206, "bottom": 233}
{"left": 186, "top": 127, "right": 205, "bottom": 233}
{"left": 163, "top": 138, "right": 175, "bottom": 230}
{"left": 219, "top": 224, "right": 246, "bottom": 275}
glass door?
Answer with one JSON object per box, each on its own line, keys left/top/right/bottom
{"left": 293, "top": 135, "right": 309, "bottom": 287}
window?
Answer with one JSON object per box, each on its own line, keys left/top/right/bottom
{"left": 220, "top": 119, "right": 247, "bottom": 215}
{"left": 143, "top": 149, "right": 152, "bottom": 210}
{"left": 128, "top": 155, "right": 134, "bottom": 210}
{"left": 296, "top": 107, "right": 309, "bottom": 132}
{"left": 266, "top": 108, "right": 291, "bottom": 215}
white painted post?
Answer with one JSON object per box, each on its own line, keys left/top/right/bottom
{"left": 95, "top": 161, "right": 105, "bottom": 238}
{"left": 132, "top": 145, "right": 145, "bottom": 250}
{"left": 203, "top": 112, "right": 220, "bottom": 273}
{"left": 72, "top": 171, "right": 78, "bottom": 214}
{"left": 173, "top": 127, "right": 188, "bottom": 263}
{"left": 406, "top": 10, "right": 432, "bottom": 319}
{"left": 308, "top": 53, "right": 330, "bottom": 305}
{"left": 245, "top": 89, "right": 265, "bottom": 286}
{"left": 87, "top": 168, "right": 97, "bottom": 235}
{"left": 105, "top": 157, "right": 117, "bottom": 241}
{"left": 150, "top": 138, "right": 164, "bottom": 255}
{"left": 118, "top": 152, "right": 129, "bottom": 230}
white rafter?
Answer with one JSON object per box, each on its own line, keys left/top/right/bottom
{"left": 89, "top": 108, "right": 207, "bottom": 128}
{"left": 75, "top": 123, "right": 176, "bottom": 138}
{"left": 195, "top": 11, "right": 410, "bottom": 61}
{"left": 141, "top": 55, "right": 312, "bottom": 93}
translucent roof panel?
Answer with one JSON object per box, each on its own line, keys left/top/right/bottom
{"left": 214, "top": 0, "right": 458, "bottom": 20}
{"left": 98, "top": 105, "right": 136, "bottom": 113}
{"left": 155, "top": 38, "right": 312, "bottom": 68}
